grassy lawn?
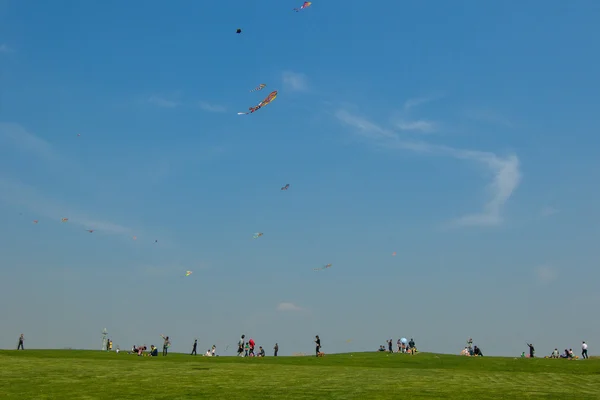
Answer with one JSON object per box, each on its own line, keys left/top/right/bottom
{"left": 1, "top": 350, "right": 599, "bottom": 399}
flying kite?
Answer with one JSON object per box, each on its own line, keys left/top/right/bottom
{"left": 77, "top": 134, "right": 81, "bottom": 137}
{"left": 86, "top": 229, "right": 94, "bottom": 233}
{"left": 132, "top": 236, "right": 137, "bottom": 240}
{"left": 313, "top": 263, "right": 332, "bottom": 271}
{"left": 281, "top": 184, "right": 290, "bottom": 191}
{"left": 237, "top": 90, "right": 277, "bottom": 115}
{"left": 392, "top": 252, "right": 396, "bottom": 256}
{"left": 250, "top": 83, "right": 266, "bottom": 92}
{"left": 253, "top": 232, "right": 263, "bottom": 239}
{"left": 294, "top": 1, "right": 312, "bottom": 12}
{"left": 236, "top": 28, "right": 242, "bottom": 34}
{"left": 61, "top": 218, "right": 68, "bottom": 223}
{"left": 185, "top": 271, "right": 193, "bottom": 277}
{"left": 32, "top": 220, "right": 38, "bottom": 224}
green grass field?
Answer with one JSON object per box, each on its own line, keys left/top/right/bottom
{"left": 1, "top": 350, "right": 599, "bottom": 399}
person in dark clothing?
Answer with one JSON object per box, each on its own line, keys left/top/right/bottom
{"left": 473, "top": 346, "right": 483, "bottom": 356}
{"left": 315, "top": 335, "right": 321, "bottom": 357}
{"left": 408, "top": 338, "right": 415, "bottom": 354}
{"left": 191, "top": 339, "right": 197, "bottom": 355}
{"left": 17, "top": 334, "right": 24, "bottom": 350}
{"left": 387, "top": 339, "right": 393, "bottom": 353}
{"left": 274, "top": 343, "right": 279, "bottom": 356}
{"left": 526, "top": 343, "right": 535, "bottom": 358}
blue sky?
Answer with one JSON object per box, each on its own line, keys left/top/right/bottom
{"left": 1, "top": 0, "right": 599, "bottom": 357}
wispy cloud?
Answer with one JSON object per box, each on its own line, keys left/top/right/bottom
{"left": 198, "top": 102, "right": 226, "bottom": 113}
{"left": 0, "top": 44, "right": 11, "bottom": 53}
{"left": 403, "top": 94, "right": 442, "bottom": 112}
{"left": 335, "top": 109, "right": 521, "bottom": 226}
{"left": 535, "top": 266, "right": 558, "bottom": 284}
{"left": 540, "top": 206, "right": 558, "bottom": 217}
{"left": 0, "top": 122, "right": 60, "bottom": 161}
{"left": 147, "top": 95, "right": 179, "bottom": 108}
{"left": 276, "top": 302, "right": 304, "bottom": 312}
{"left": 396, "top": 120, "right": 436, "bottom": 133}
{"left": 282, "top": 71, "right": 309, "bottom": 92}
{"left": 0, "top": 177, "right": 134, "bottom": 236}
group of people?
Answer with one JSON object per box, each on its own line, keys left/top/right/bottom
{"left": 460, "top": 338, "right": 484, "bottom": 356}
{"left": 544, "top": 341, "right": 589, "bottom": 360}
{"left": 380, "top": 338, "right": 417, "bottom": 354}
{"left": 191, "top": 340, "right": 218, "bottom": 357}
{"left": 235, "top": 335, "right": 270, "bottom": 357}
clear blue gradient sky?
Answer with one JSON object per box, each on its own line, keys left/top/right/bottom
{"left": 1, "top": 0, "right": 599, "bottom": 356}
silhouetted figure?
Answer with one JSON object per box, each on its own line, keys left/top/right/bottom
{"left": 191, "top": 339, "right": 197, "bottom": 355}
{"left": 17, "top": 334, "right": 24, "bottom": 350}
{"left": 274, "top": 343, "right": 279, "bottom": 356}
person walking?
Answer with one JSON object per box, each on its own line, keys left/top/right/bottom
{"left": 582, "top": 341, "right": 588, "bottom": 359}
{"left": 315, "top": 335, "right": 321, "bottom": 357}
{"left": 191, "top": 339, "right": 197, "bottom": 355}
{"left": 17, "top": 334, "right": 24, "bottom": 350}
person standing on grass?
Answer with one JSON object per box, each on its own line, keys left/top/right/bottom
{"left": 408, "top": 338, "right": 415, "bottom": 354}
{"left": 238, "top": 335, "right": 245, "bottom": 357}
{"left": 191, "top": 339, "right": 197, "bottom": 355}
{"left": 17, "top": 334, "right": 24, "bottom": 350}
{"left": 315, "top": 335, "right": 321, "bottom": 357}
{"left": 582, "top": 341, "right": 588, "bottom": 359}
{"left": 526, "top": 343, "right": 535, "bottom": 358}
{"left": 160, "top": 335, "right": 170, "bottom": 356}
{"left": 274, "top": 343, "right": 279, "bottom": 356}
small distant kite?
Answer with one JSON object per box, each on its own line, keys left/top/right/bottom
{"left": 32, "top": 220, "right": 38, "bottom": 224}
{"left": 253, "top": 232, "right": 263, "bottom": 239}
{"left": 294, "top": 1, "right": 312, "bottom": 12}
{"left": 77, "top": 134, "right": 81, "bottom": 137}
{"left": 250, "top": 83, "right": 266, "bottom": 92}
{"left": 281, "top": 184, "right": 290, "bottom": 191}
{"left": 236, "top": 28, "right": 242, "bottom": 34}
{"left": 132, "top": 236, "right": 137, "bottom": 240}
{"left": 238, "top": 90, "right": 277, "bottom": 115}
{"left": 61, "top": 218, "right": 68, "bottom": 223}
{"left": 155, "top": 240, "right": 158, "bottom": 243}
{"left": 313, "top": 263, "right": 332, "bottom": 271}
{"left": 392, "top": 252, "right": 396, "bottom": 256}
{"left": 185, "top": 271, "right": 193, "bottom": 277}
{"left": 86, "top": 229, "right": 94, "bottom": 233}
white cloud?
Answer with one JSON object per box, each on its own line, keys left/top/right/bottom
{"left": 282, "top": 71, "right": 309, "bottom": 92}
{"left": 396, "top": 120, "right": 436, "bottom": 133}
{"left": 198, "top": 102, "right": 226, "bottom": 113}
{"left": 335, "top": 110, "right": 521, "bottom": 226}
{"left": 0, "top": 44, "right": 10, "bottom": 52}
{"left": 276, "top": 302, "right": 303, "bottom": 312}
{"left": 540, "top": 206, "right": 558, "bottom": 217}
{"left": 147, "top": 95, "right": 179, "bottom": 108}
{"left": 0, "top": 122, "right": 60, "bottom": 161}
{"left": 535, "top": 266, "right": 558, "bottom": 283}
{"left": 403, "top": 94, "right": 442, "bottom": 112}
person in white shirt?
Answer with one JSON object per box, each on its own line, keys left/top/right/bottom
{"left": 582, "top": 341, "right": 588, "bottom": 359}
{"left": 205, "top": 349, "right": 211, "bottom": 356}
{"left": 211, "top": 345, "right": 216, "bottom": 356}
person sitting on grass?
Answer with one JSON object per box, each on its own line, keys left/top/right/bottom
{"left": 150, "top": 345, "right": 158, "bottom": 357}
{"left": 473, "top": 346, "right": 483, "bottom": 356}
{"left": 258, "top": 346, "right": 265, "bottom": 357}
{"left": 378, "top": 345, "right": 386, "bottom": 352}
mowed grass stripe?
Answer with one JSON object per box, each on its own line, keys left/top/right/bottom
{"left": 1, "top": 351, "right": 599, "bottom": 399}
